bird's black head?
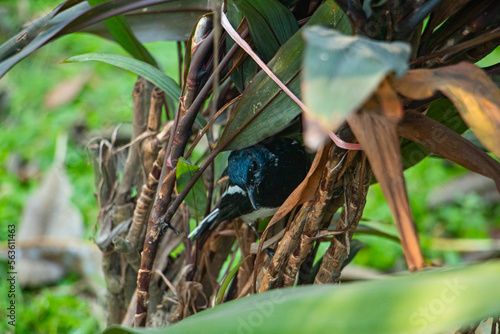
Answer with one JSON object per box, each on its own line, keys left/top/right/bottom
{"left": 227, "top": 143, "right": 277, "bottom": 210}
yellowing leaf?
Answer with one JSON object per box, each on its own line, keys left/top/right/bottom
{"left": 395, "top": 62, "right": 500, "bottom": 158}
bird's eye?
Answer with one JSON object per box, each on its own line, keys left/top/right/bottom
{"left": 249, "top": 160, "right": 258, "bottom": 172}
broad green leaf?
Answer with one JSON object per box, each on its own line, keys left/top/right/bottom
{"left": 218, "top": 0, "right": 352, "bottom": 151}
{"left": 176, "top": 158, "right": 207, "bottom": 222}
{"left": 64, "top": 53, "right": 180, "bottom": 100}
{"left": 0, "top": 8, "right": 54, "bottom": 62}
{"left": 226, "top": 1, "right": 259, "bottom": 93}
{"left": 0, "top": 1, "right": 89, "bottom": 78}
{"left": 103, "top": 261, "right": 500, "bottom": 334}
{"left": 231, "top": 0, "right": 299, "bottom": 62}
{"left": 0, "top": 0, "right": 92, "bottom": 62}
{"left": 400, "top": 98, "right": 468, "bottom": 170}
{"left": 302, "top": 26, "right": 411, "bottom": 132}
{"left": 0, "top": 0, "right": 185, "bottom": 78}
{"left": 87, "top": 0, "right": 157, "bottom": 66}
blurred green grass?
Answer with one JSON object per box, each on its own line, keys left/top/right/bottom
{"left": 0, "top": 1, "right": 499, "bottom": 333}
{"left": 356, "top": 157, "right": 500, "bottom": 270}
{"left": 0, "top": 2, "right": 178, "bottom": 333}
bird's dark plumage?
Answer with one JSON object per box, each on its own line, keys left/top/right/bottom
{"left": 189, "top": 138, "right": 307, "bottom": 240}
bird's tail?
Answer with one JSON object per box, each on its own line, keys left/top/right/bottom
{"left": 188, "top": 208, "right": 220, "bottom": 240}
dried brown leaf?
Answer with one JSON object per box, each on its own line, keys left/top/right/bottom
{"left": 348, "top": 90, "right": 425, "bottom": 271}
{"left": 378, "top": 79, "right": 403, "bottom": 119}
{"left": 44, "top": 71, "right": 92, "bottom": 109}
{"left": 398, "top": 110, "right": 500, "bottom": 191}
{"left": 395, "top": 62, "right": 500, "bottom": 158}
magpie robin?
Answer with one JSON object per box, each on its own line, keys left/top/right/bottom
{"left": 188, "top": 138, "right": 308, "bottom": 240}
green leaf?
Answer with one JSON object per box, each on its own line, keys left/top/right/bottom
{"left": 216, "top": 255, "right": 250, "bottom": 305}
{"left": 0, "top": 8, "right": 54, "bottom": 62}
{"left": 228, "top": 0, "right": 299, "bottom": 92}
{"left": 87, "top": 0, "right": 157, "bottom": 67}
{"left": 176, "top": 158, "right": 207, "bottom": 222}
{"left": 103, "top": 261, "right": 500, "bottom": 334}
{"left": 400, "top": 98, "right": 468, "bottom": 170}
{"left": 64, "top": 52, "right": 180, "bottom": 100}
{"left": 226, "top": 1, "right": 259, "bottom": 93}
{"left": 0, "top": 2, "right": 88, "bottom": 77}
{"left": 231, "top": 0, "right": 299, "bottom": 62}
{"left": 0, "top": 0, "right": 174, "bottom": 78}
{"left": 302, "top": 26, "right": 411, "bottom": 131}
{"left": 218, "top": 0, "right": 352, "bottom": 151}
{"left": 356, "top": 221, "right": 401, "bottom": 243}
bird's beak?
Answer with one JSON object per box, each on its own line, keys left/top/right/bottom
{"left": 247, "top": 186, "right": 260, "bottom": 211}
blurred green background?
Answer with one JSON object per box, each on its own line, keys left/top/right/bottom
{"left": 0, "top": 1, "right": 499, "bottom": 333}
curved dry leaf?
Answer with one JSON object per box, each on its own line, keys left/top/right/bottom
{"left": 395, "top": 62, "right": 500, "bottom": 158}
{"left": 398, "top": 110, "right": 500, "bottom": 192}
{"left": 399, "top": 98, "right": 469, "bottom": 171}
{"left": 348, "top": 87, "right": 425, "bottom": 271}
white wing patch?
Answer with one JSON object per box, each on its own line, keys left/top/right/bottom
{"left": 226, "top": 185, "right": 246, "bottom": 196}
{"left": 188, "top": 208, "right": 220, "bottom": 238}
